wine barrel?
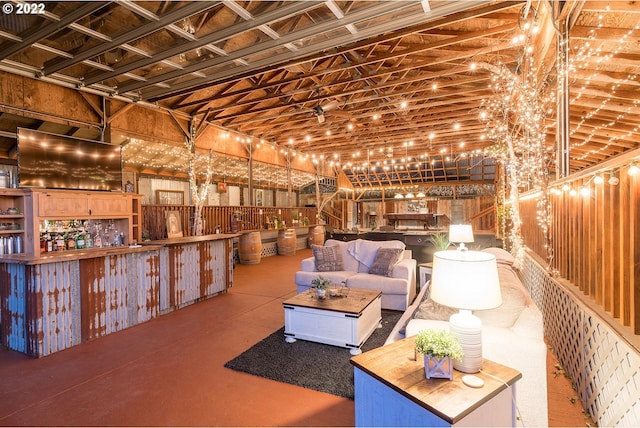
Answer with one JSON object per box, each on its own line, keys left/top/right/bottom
{"left": 308, "top": 225, "right": 325, "bottom": 247}
{"left": 238, "top": 232, "right": 262, "bottom": 264}
{"left": 277, "top": 228, "right": 297, "bottom": 256}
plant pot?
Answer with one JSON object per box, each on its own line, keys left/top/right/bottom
{"left": 424, "top": 354, "right": 453, "bottom": 380}
{"left": 316, "top": 288, "right": 327, "bottom": 299}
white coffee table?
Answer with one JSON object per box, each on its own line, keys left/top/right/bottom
{"left": 283, "top": 287, "right": 382, "bottom": 355}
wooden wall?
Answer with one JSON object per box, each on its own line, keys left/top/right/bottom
{"left": 519, "top": 152, "right": 640, "bottom": 334}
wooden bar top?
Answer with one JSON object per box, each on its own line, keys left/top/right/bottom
{"left": 283, "top": 287, "right": 381, "bottom": 315}
{"left": 0, "top": 244, "right": 164, "bottom": 265}
{"left": 350, "top": 336, "right": 521, "bottom": 424}
{"left": 142, "top": 233, "right": 239, "bottom": 246}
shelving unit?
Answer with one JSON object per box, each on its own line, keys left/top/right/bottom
{"left": 0, "top": 189, "right": 141, "bottom": 257}
{"left": 0, "top": 188, "right": 29, "bottom": 254}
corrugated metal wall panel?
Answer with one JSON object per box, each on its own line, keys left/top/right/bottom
{"left": 103, "top": 254, "right": 129, "bottom": 336}
{"left": 126, "top": 251, "right": 160, "bottom": 324}
{"left": 170, "top": 244, "right": 201, "bottom": 308}
{"left": 0, "top": 263, "right": 27, "bottom": 353}
{"left": 27, "top": 261, "right": 82, "bottom": 357}
{"left": 158, "top": 248, "right": 171, "bottom": 313}
{"left": 199, "top": 240, "right": 227, "bottom": 296}
{"left": 82, "top": 251, "right": 162, "bottom": 341}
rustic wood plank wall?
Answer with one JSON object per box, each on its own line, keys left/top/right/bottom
{"left": 519, "top": 160, "right": 640, "bottom": 334}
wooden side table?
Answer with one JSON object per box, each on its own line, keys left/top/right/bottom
{"left": 351, "top": 336, "right": 521, "bottom": 427}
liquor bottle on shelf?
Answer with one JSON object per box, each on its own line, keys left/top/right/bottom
{"left": 85, "top": 232, "right": 93, "bottom": 249}
{"left": 66, "top": 233, "right": 75, "bottom": 251}
{"left": 55, "top": 234, "right": 65, "bottom": 252}
{"left": 75, "top": 231, "right": 85, "bottom": 250}
{"left": 113, "top": 228, "right": 121, "bottom": 246}
{"left": 46, "top": 234, "right": 53, "bottom": 253}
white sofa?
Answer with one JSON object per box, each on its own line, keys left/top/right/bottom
{"left": 385, "top": 248, "right": 548, "bottom": 427}
{"left": 294, "top": 239, "right": 417, "bottom": 311}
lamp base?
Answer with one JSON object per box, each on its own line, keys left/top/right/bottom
{"left": 449, "top": 310, "right": 483, "bottom": 373}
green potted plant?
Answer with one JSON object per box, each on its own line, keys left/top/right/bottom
{"left": 272, "top": 215, "right": 285, "bottom": 230}
{"left": 429, "top": 232, "right": 451, "bottom": 250}
{"left": 310, "top": 275, "right": 332, "bottom": 299}
{"left": 415, "top": 329, "right": 463, "bottom": 380}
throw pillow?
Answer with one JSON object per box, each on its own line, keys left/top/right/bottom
{"left": 368, "top": 247, "right": 404, "bottom": 277}
{"left": 312, "top": 244, "right": 344, "bottom": 272}
{"left": 414, "top": 298, "right": 458, "bottom": 321}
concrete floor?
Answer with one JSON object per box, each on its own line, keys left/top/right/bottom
{"left": 0, "top": 248, "right": 591, "bottom": 426}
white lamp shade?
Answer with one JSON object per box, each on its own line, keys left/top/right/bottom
{"left": 430, "top": 250, "right": 501, "bottom": 311}
{"left": 449, "top": 224, "right": 474, "bottom": 243}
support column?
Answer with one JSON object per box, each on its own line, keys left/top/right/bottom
{"left": 556, "top": 17, "right": 570, "bottom": 178}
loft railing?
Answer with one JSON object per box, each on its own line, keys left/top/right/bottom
{"left": 468, "top": 204, "right": 496, "bottom": 233}
{"left": 142, "top": 205, "right": 319, "bottom": 240}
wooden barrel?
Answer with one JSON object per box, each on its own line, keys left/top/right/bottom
{"left": 308, "top": 225, "right": 325, "bottom": 247}
{"left": 277, "top": 228, "right": 297, "bottom": 256}
{"left": 238, "top": 232, "right": 262, "bottom": 264}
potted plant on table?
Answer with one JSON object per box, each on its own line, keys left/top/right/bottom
{"left": 310, "top": 275, "right": 332, "bottom": 299}
{"left": 415, "top": 329, "right": 463, "bottom": 380}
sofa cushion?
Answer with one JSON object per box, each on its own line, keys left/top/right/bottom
{"left": 311, "top": 244, "right": 344, "bottom": 272}
{"left": 475, "top": 281, "right": 527, "bottom": 328}
{"left": 368, "top": 247, "right": 404, "bottom": 277}
{"left": 347, "top": 273, "right": 408, "bottom": 295}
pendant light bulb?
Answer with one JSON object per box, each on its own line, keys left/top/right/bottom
{"left": 608, "top": 172, "right": 619, "bottom": 186}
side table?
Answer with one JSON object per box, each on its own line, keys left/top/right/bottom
{"left": 418, "top": 262, "right": 433, "bottom": 290}
{"left": 350, "top": 336, "right": 521, "bottom": 427}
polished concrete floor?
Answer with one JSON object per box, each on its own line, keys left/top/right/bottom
{"left": 0, "top": 249, "right": 592, "bottom": 426}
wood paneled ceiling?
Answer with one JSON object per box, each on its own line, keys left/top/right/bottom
{"left": 0, "top": 1, "right": 639, "bottom": 189}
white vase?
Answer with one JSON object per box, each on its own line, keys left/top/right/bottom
{"left": 316, "top": 288, "right": 327, "bottom": 299}
{"left": 424, "top": 354, "right": 453, "bottom": 380}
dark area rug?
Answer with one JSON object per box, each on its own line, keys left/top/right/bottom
{"left": 224, "top": 310, "right": 402, "bottom": 399}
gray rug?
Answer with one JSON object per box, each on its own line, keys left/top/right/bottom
{"left": 224, "top": 310, "right": 402, "bottom": 399}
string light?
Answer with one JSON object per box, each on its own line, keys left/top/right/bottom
{"left": 478, "top": 4, "right": 554, "bottom": 264}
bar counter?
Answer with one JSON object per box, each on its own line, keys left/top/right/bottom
{"left": 142, "top": 233, "right": 238, "bottom": 311}
{"left": 0, "top": 234, "right": 237, "bottom": 357}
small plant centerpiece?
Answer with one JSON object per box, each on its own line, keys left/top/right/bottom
{"left": 310, "top": 275, "right": 332, "bottom": 299}
{"left": 415, "top": 329, "right": 463, "bottom": 380}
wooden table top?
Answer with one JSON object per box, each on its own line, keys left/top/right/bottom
{"left": 350, "top": 336, "right": 522, "bottom": 424}
{"left": 283, "top": 287, "right": 381, "bottom": 315}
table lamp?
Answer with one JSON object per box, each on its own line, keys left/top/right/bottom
{"left": 449, "top": 224, "right": 474, "bottom": 251}
{"left": 430, "top": 250, "right": 501, "bottom": 374}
